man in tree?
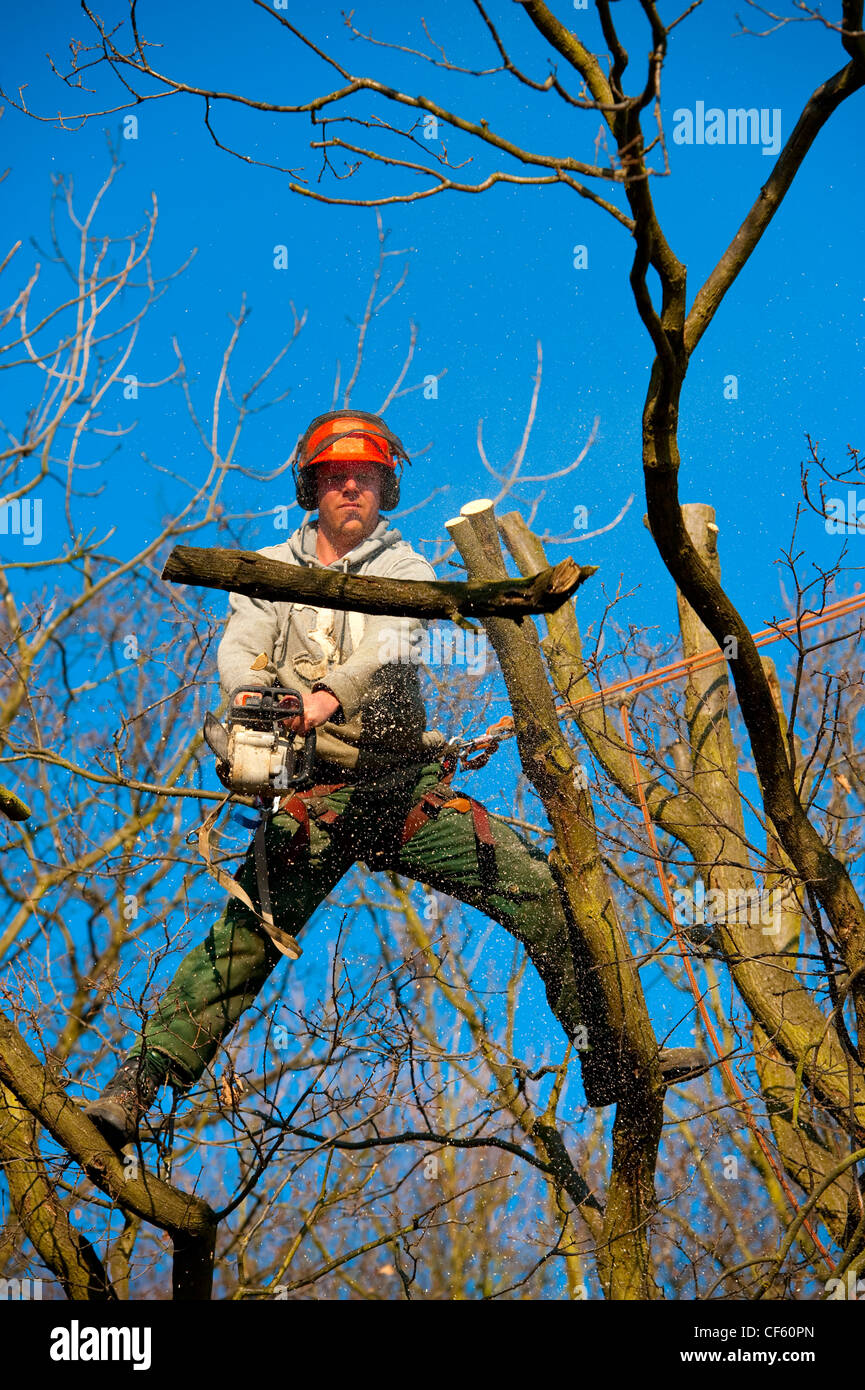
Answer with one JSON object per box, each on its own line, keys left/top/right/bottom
{"left": 85, "top": 410, "right": 698, "bottom": 1146}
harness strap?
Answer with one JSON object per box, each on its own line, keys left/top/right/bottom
{"left": 400, "top": 787, "right": 452, "bottom": 846}
{"left": 278, "top": 793, "right": 311, "bottom": 853}
{"left": 468, "top": 798, "right": 494, "bottom": 849}
{"left": 468, "top": 797, "right": 496, "bottom": 893}
{"left": 196, "top": 797, "right": 303, "bottom": 961}
{"left": 194, "top": 782, "right": 348, "bottom": 961}
{"left": 276, "top": 781, "right": 348, "bottom": 846}
{"left": 401, "top": 784, "right": 497, "bottom": 892}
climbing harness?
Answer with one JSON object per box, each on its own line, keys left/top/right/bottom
{"left": 197, "top": 684, "right": 502, "bottom": 950}
{"left": 399, "top": 751, "right": 498, "bottom": 892}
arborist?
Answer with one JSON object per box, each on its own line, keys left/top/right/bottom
{"left": 86, "top": 409, "right": 700, "bottom": 1147}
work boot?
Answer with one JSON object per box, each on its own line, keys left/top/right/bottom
{"left": 659, "top": 1046, "right": 711, "bottom": 1085}
{"left": 84, "top": 1052, "right": 168, "bottom": 1149}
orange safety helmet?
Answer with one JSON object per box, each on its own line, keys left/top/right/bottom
{"left": 293, "top": 409, "right": 410, "bottom": 511}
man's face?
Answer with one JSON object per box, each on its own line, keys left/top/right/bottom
{"left": 315, "top": 460, "right": 382, "bottom": 546}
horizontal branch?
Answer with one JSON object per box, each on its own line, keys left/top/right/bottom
{"left": 0, "top": 783, "right": 31, "bottom": 823}
{"left": 161, "top": 545, "right": 597, "bottom": 620}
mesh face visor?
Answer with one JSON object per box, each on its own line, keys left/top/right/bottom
{"left": 304, "top": 429, "right": 389, "bottom": 467}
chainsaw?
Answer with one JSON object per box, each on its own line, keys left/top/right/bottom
{"left": 202, "top": 685, "right": 316, "bottom": 797}
{"left": 197, "top": 687, "right": 316, "bottom": 963}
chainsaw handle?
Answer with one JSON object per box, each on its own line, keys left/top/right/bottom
{"left": 228, "top": 685, "right": 304, "bottom": 722}
{"left": 226, "top": 685, "right": 316, "bottom": 789}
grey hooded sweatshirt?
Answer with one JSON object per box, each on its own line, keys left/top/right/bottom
{"left": 217, "top": 519, "right": 445, "bottom": 778}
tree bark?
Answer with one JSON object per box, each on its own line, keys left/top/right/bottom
{"left": 162, "top": 543, "right": 595, "bottom": 620}
{"left": 449, "top": 500, "right": 664, "bottom": 1300}
{"left": 669, "top": 510, "right": 865, "bottom": 1139}
{"left": 0, "top": 1012, "right": 217, "bottom": 1300}
{"left": 0, "top": 1084, "right": 116, "bottom": 1300}
{"left": 499, "top": 504, "right": 865, "bottom": 1273}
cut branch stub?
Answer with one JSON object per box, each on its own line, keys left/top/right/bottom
{"left": 0, "top": 784, "right": 31, "bottom": 823}
{"left": 161, "top": 545, "right": 596, "bottom": 620}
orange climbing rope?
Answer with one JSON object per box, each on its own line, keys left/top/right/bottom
{"left": 461, "top": 590, "right": 865, "bottom": 757}
{"left": 575, "top": 591, "right": 865, "bottom": 709}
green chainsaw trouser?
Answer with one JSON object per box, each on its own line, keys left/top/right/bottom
{"left": 130, "top": 762, "right": 584, "bottom": 1085}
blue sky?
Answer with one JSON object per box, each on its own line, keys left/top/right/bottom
{"left": 3, "top": 0, "right": 864, "bottom": 1008}
{"left": 2, "top": 0, "right": 862, "bottom": 639}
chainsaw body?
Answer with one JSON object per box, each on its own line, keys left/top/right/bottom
{"left": 203, "top": 686, "right": 315, "bottom": 796}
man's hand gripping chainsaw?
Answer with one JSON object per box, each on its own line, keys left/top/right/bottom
{"left": 199, "top": 688, "right": 316, "bottom": 961}
{"left": 203, "top": 686, "right": 316, "bottom": 796}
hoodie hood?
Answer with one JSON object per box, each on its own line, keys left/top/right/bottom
{"left": 285, "top": 518, "right": 404, "bottom": 571}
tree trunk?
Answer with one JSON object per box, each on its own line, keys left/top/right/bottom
{"left": 0, "top": 1012, "right": 217, "bottom": 1300}
{"left": 449, "top": 501, "right": 664, "bottom": 1300}
{"left": 0, "top": 1085, "right": 116, "bottom": 1300}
